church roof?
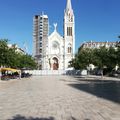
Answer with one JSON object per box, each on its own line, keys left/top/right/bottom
{"left": 48, "top": 24, "right": 63, "bottom": 40}
{"left": 48, "top": 30, "right": 63, "bottom": 40}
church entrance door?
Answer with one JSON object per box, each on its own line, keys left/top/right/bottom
{"left": 52, "top": 57, "right": 59, "bottom": 70}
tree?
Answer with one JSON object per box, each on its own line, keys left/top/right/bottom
{"left": 18, "top": 54, "right": 37, "bottom": 69}
{"left": 70, "top": 48, "right": 94, "bottom": 70}
{"left": 116, "top": 45, "right": 120, "bottom": 67}
{"left": 0, "top": 39, "right": 37, "bottom": 69}
{"left": 92, "top": 46, "right": 109, "bottom": 76}
{"left": 93, "top": 46, "right": 108, "bottom": 68}
{"left": 0, "top": 39, "right": 9, "bottom": 67}
{"left": 106, "top": 47, "right": 117, "bottom": 70}
{"left": 71, "top": 46, "right": 117, "bottom": 76}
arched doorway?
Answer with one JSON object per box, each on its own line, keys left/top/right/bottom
{"left": 52, "top": 57, "right": 59, "bottom": 70}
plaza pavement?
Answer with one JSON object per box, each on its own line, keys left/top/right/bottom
{"left": 0, "top": 75, "right": 120, "bottom": 120}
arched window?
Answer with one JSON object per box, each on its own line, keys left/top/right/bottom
{"left": 69, "top": 47, "right": 72, "bottom": 53}
{"left": 71, "top": 17, "right": 73, "bottom": 22}
{"left": 67, "top": 43, "right": 72, "bottom": 53}
{"left": 67, "top": 27, "right": 72, "bottom": 36}
{"left": 67, "top": 27, "right": 69, "bottom": 36}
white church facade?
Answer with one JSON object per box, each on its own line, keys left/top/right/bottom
{"left": 33, "top": 0, "right": 75, "bottom": 70}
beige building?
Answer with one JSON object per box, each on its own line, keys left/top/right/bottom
{"left": 81, "top": 41, "right": 116, "bottom": 49}
{"left": 33, "top": 14, "right": 49, "bottom": 69}
{"left": 8, "top": 44, "right": 25, "bottom": 54}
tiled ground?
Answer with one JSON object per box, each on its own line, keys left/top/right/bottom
{"left": 0, "top": 76, "right": 120, "bottom": 120}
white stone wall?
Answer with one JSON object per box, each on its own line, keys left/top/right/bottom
{"left": 47, "top": 30, "right": 64, "bottom": 70}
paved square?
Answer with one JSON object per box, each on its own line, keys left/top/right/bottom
{"left": 0, "top": 76, "right": 120, "bottom": 120}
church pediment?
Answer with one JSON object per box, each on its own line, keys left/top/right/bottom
{"left": 48, "top": 23, "right": 63, "bottom": 41}
{"left": 49, "top": 31, "right": 63, "bottom": 41}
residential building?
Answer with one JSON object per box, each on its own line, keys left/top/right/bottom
{"left": 81, "top": 41, "right": 116, "bottom": 49}
{"left": 33, "top": 14, "right": 49, "bottom": 69}
{"left": 8, "top": 44, "right": 25, "bottom": 54}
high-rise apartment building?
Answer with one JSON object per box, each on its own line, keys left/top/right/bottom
{"left": 33, "top": 14, "right": 49, "bottom": 69}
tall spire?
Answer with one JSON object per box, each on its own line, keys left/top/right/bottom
{"left": 66, "top": 0, "right": 72, "bottom": 10}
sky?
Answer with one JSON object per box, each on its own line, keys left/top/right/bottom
{"left": 0, "top": 0, "right": 120, "bottom": 55}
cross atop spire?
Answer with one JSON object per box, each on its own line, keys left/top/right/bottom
{"left": 54, "top": 23, "right": 57, "bottom": 31}
{"left": 66, "top": 0, "right": 72, "bottom": 11}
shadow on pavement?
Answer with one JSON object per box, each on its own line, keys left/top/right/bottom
{"left": 8, "top": 115, "right": 55, "bottom": 120}
{"left": 8, "top": 115, "right": 78, "bottom": 120}
{"left": 68, "top": 78, "right": 120, "bottom": 104}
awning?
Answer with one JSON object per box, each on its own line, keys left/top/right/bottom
{"left": 0, "top": 68, "right": 21, "bottom": 72}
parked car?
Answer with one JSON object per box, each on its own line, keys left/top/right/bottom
{"left": 21, "top": 72, "right": 32, "bottom": 78}
{"left": 91, "top": 68, "right": 102, "bottom": 76}
{"left": 109, "top": 69, "right": 120, "bottom": 77}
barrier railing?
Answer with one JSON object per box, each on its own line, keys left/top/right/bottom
{"left": 24, "top": 70, "right": 87, "bottom": 76}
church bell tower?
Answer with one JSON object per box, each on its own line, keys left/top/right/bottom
{"left": 64, "top": 0, "right": 75, "bottom": 69}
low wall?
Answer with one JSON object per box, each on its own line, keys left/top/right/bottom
{"left": 24, "top": 70, "right": 87, "bottom": 76}
{"left": 24, "top": 70, "right": 66, "bottom": 75}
